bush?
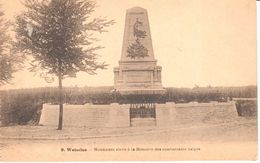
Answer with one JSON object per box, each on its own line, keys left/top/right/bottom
{"left": 235, "top": 100, "right": 257, "bottom": 117}
{"left": 1, "top": 94, "right": 43, "bottom": 126}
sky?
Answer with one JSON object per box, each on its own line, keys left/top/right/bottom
{"left": 0, "top": 0, "right": 257, "bottom": 90}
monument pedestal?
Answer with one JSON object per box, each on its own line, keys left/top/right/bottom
{"left": 114, "top": 60, "right": 165, "bottom": 95}
{"left": 114, "top": 7, "right": 165, "bottom": 95}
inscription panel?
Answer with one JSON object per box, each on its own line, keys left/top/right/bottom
{"left": 126, "top": 71, "right": 151, "bottom": 83}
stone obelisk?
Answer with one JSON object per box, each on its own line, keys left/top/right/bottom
{"left": 114, "top": 7, "right": 165, "bottom": 95}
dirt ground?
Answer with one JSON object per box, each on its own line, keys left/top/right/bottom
{"left": 0, "top": 116, "right": 257, "bottom": 161}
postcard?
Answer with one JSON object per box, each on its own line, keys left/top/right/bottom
{"left": 0, "top": 0, "right": 257, "bottom": 161}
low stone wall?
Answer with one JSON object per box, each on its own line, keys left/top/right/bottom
{"left": 39, "top": 103, "right": 130, "bottom": 127}
{"left": 40, "top": 102, "right": 238, "bottom": 128}
{"left": 156, "top": 103, "right": 175, "bottom": 127}
{"left": 156, "top": 102, "right": 238, "bottom": 126}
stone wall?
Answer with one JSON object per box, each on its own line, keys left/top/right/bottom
{"left": 156, "top": 102, "right": 238, "bottom": 127}
{"left": 39, "top": 102, "right": 238, "bottom": 128}
{"left": 156, "top": 103, "right": 175, "bottom": 127}
{"left": 39, "top": 103, "right": 130, "bottom": 127}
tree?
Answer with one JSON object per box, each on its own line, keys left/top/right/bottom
{"left": 0, "top": 6, "right": 20, "bottom": 85}
{"left": 14, "top": 0, "right": 114, "bottom": 130}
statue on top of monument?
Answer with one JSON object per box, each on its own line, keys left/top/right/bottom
{"left": 127, "top": 18, "right": 149, "bottom": 59}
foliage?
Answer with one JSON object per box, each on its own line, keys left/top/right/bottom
{"left": 235, "top": 100, "right": 257, "bottom": 117}
{"left": 1, "top": 93, "right": 43, "bottom": 126}
{"left": 0, "top": 85, "right": 256, "bottom": 126}
{"left": 13, "top": 0, "right": 114, "bottom": 129}
{"left": 0, "top": 6, "right": 21, "bottom": 85}
{"left": 0, "top": 85, "right": 256, "bottom": 105}
{"left": 14, "top": 0, "right": 114, "bottom": 78}
{"left": 165, "top": 86, "right": 257, "bottom": 103}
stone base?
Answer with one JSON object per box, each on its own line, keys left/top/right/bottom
{"left": 116, "top": 87, "right": 166, "bottom": 95}
{"left": 114, "top": 60, "right": 164, "bottom": 95}
{"left": 130, "top": 118, "right": 156, "bottom": 126}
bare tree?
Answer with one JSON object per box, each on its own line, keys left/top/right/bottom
{"left": 14, "top": 0, "right": 114, "bottom": 130}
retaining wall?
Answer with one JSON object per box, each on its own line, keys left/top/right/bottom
{"left": 39, "top": 103, "right": 130, "bottom": 127}
{"left": 156, "top": 102, "right": 238, "bottom": 126}
{"left": 39, "top": 102, "right": 238, "bottom": 127}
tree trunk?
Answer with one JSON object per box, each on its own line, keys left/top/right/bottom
{"left": 57, "top": 61, "right": 63, "bottom": 130}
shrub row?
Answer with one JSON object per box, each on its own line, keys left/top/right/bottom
{"left": 0, "top": 86, "right": 256, "bottom": 126}
{"left": 235, "top": 100, "right": 257, "bottom": 117}
{"left": 0, "top": 86, "right": 257, "bottom": 105}
{"left": 1, "top": 94, "right": 43, "bottom": 126}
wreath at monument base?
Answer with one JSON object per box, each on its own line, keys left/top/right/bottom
{"left": 127, "top": 40, "right": 149, "bottom": 59}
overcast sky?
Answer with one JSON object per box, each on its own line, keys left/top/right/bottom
{"left": 0, "top": 0, "right": 257, "bottom": 90}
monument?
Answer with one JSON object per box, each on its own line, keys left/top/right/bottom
{"left": 114, "top": 7, "right": 165, "bottom": 95}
